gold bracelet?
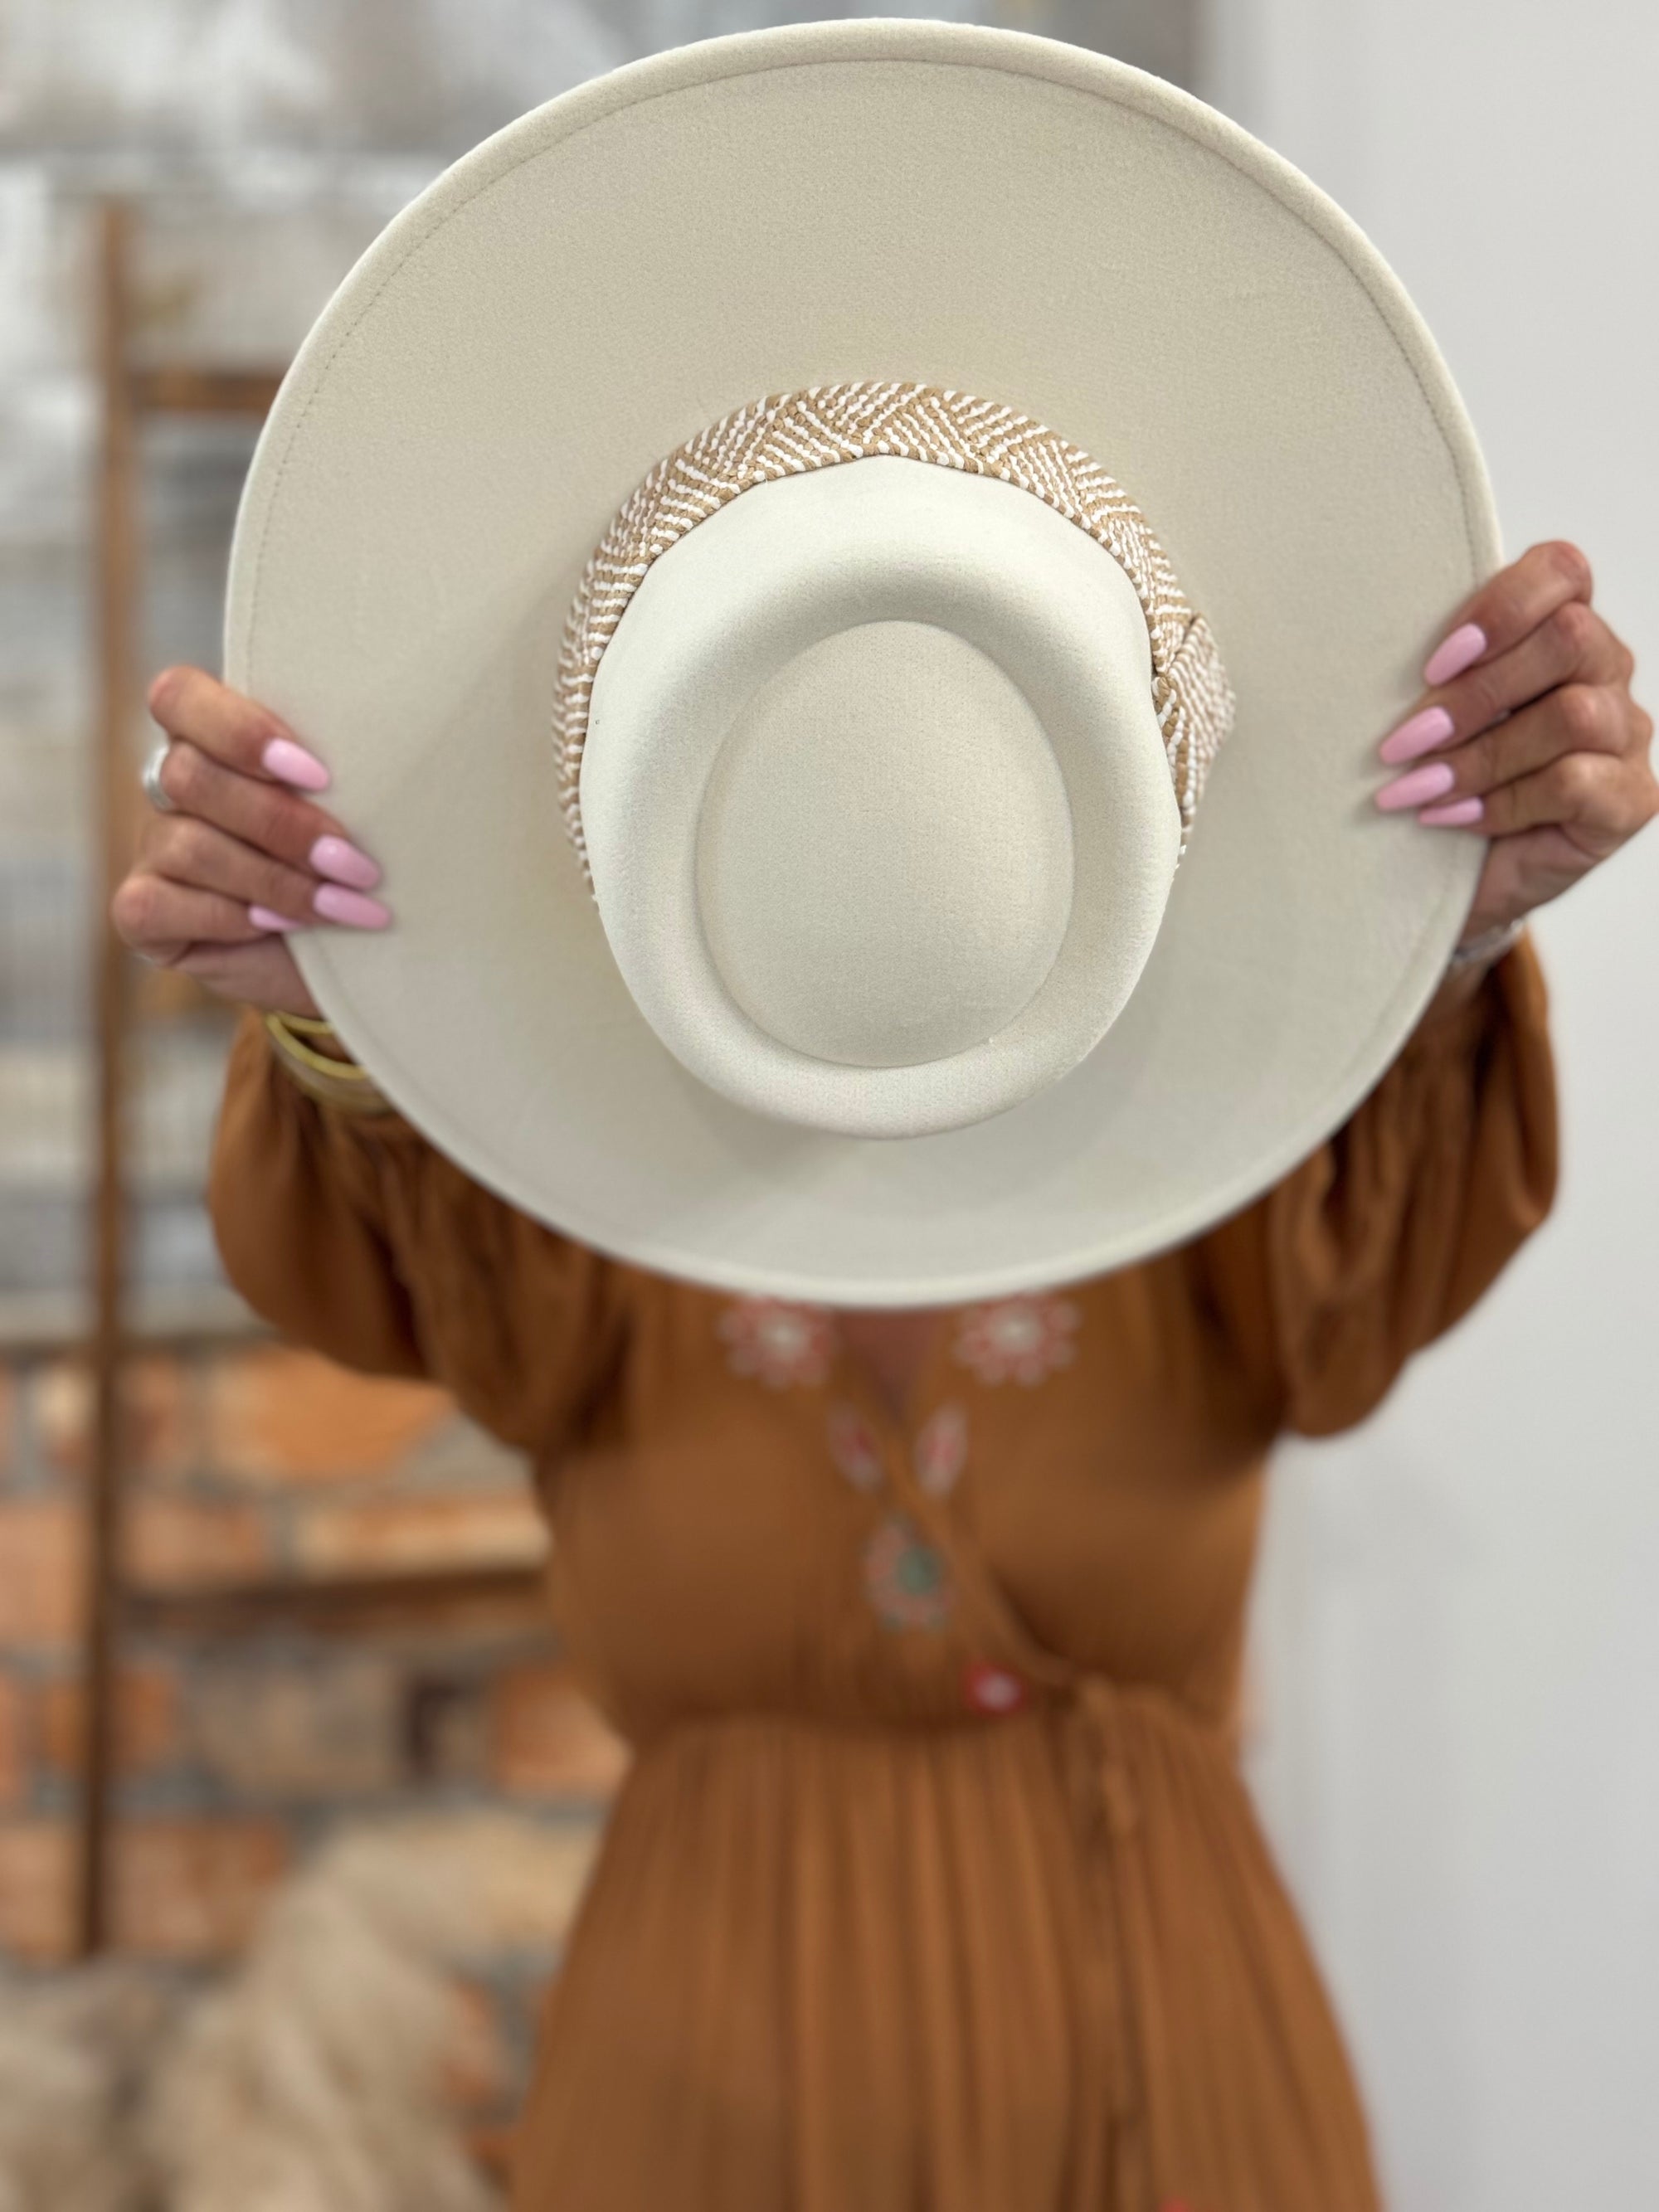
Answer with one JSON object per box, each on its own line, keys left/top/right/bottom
{"left": 274, "top": 1011, "right": 347, "bottom": 1041}
{"left": 265, "top": 1009, "right": 373, "bottom": 1079}
{"left": 264, "top": 1010, "right": 392, "bottom": 1114}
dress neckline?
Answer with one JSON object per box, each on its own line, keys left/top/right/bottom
{"left": 832, "top": 1308, "right": 956, "bottom": 1432}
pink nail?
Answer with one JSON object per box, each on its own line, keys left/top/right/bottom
{"left": 309, "top": 834, "right": 381, "bottom": 890}
{"left": 314, "top": 884, "right": 391, "bottom": 930}
{"left": 1418, "top": 795, "right": 1485, "bottom": 828}
{"left": 1376, "top": 760, "right": 1456, "bottom": 811}
{"left": 249, "top": 906, "right": 300, "bottom": 932}
{"left": 1423, "top": 622, "right": 1487, "bottom": 688}
{"left": 1379, "top": 705, "right": 1456, "bottom": 765}
{"left": 262, "top": 736, "right": 331, "bottom": 792}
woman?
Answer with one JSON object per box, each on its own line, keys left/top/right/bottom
{"left": 117, "top": 537, "right": 1652, "bottom": 2209}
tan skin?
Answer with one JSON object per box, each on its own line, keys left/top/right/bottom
{"left": 114, "top": 541, "right": 1656, "bottom": 1407}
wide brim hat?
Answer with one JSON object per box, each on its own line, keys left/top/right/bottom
{"left": 226, "top": 17, "right": 1494, "bottom": 1309}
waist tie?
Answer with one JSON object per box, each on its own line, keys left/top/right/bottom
{"left": 1062, "top": 1674, "right": 1159, "bottom": 2212}
{"left": 876, "top": 1415, "right": 1212, "bottom": 2212}
{"left": 876, "top": 1438, "right": 1174, "bottom": 2212}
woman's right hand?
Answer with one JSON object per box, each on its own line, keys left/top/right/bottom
{"left": 111, "top": 667, "right": 390, "bottom": 1016}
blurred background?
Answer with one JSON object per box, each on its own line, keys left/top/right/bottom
{"left": 0, "top": 2, "right": 1654, "bottom": 2207}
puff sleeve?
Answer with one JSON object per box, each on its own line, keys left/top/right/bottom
{"left": 1189, "top": 935, "right": 1559, "bottom": 1439}
{"left": 207, "top": 1012, "right": 628, "bottom": 1456}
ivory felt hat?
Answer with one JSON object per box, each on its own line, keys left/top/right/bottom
{"left": 226, "top": 17, "right": 1496, "bottom": 1309}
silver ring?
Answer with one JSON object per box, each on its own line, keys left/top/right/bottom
{"left": 140, "top": 738, "right": 178, "bottom": 813}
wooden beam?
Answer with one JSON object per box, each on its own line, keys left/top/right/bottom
{"left": 129, "top": 364, "right": 286, "bottom": 418}
{"left": 123, "top": 1562, "right": 551, "bottom": 1641}
{"left": 80, "top": 197, "right": 139, "bottom": 1957}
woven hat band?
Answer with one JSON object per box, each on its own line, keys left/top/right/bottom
{"left": 552, "top": 380, "right": 1235, "bottom": 883}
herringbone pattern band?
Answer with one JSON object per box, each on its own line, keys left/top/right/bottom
{"left": 554, "top": 382, "right": 1235, "bottom": 881}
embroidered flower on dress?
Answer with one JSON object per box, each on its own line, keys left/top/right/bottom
{"left": 717, "top": 1297, "right": 834, "bottom": 1389}
{"left": 914, "top": 1401, "right": 969, "bottom": 1497}
{"left": 827, "top": 1401, "right": 884, "bottom": 1492}
{"left": 863, "top": 1514, "right": 953, "bottom": 1632}
{"left": 952, "top": 1296, "right": 1080, "bottom": 1387}
{"left": 963, "top": 1660, "right": 1027, "bottom": 1716}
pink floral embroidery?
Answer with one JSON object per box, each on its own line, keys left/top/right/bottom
{"left": 914, "top": 1401, "right": 969, "bottom": 1497}
{"left": 863, "top": 1514, "right": 953, "bottom": 1632}
{"left": 952, "top": 1296, "right": 1080, "bottom": 1387}
{"left": 963, "top": 1660, "right": 1027, "bottom": 1716}
{"left": 827, "top": 1401, "right": 884, "bottom": 1492}
{"left": 717, "top": 1297, "right": 834, "bottom": 1389}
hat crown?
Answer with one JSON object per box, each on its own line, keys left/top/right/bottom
{"left": 577, "top": 450, "right": 1193, "bottom": 1138}
{"left": 697, "top": 617, "right": 1074, "bottom": 1069}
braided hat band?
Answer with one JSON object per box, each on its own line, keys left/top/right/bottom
{"left": 553, "top": 380, "right": 1235, "bottom": 885}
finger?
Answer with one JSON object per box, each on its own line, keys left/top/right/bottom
{"left": 1421, "top": 540, "right": 1594, "bottom": 688}
{"left": 170, "top": 938, "right": 318, "bottom": 1018}
{"left": 148, "top": 816, "right": 389, "bottom": 930}
{"left": 1377, "top": 683, "right": 1632, "bottom": 815}
{"left": 1381, "top": 598, "right": 1629, "bottom": 764}
{"left": 149, "top": 815, "right": 322, "bottom": 924}
{"left": 146, "top": 664, "right": 331, "bottom": 791}
{"left": 154, "top": 738, "right": 380, "bottom": 886}
{"left": 1467, "top": 824, "right": 1602, "bottom": 926}
{"left": 1423, "top": 749, "right": 1653, "bottom": 854}
{"left": 111, "top": 869, "right": 283, "bottom": 963}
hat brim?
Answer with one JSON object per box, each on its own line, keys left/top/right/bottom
{"left": 226, "top": 19, "right": 1491, "bottom": 1308}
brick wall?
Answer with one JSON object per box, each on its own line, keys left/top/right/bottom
{"left": 0, "top": 1333, "right": 627, "bottom": 2131}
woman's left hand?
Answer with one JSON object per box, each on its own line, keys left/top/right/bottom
{"left": 1374, "top": 539, "right": 1656, "bottom": 945}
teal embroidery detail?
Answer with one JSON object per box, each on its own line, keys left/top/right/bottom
{"left": 863, "top": 1513, "right": 953, "bottom": 1632}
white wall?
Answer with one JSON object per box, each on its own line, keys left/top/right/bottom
{"left": 1204, "top": 5, "right": 1659, "bottom": 2205}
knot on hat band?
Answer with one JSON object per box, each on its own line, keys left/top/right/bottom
{"left": 553, "top": 380, "right": 1235, "bottom": 885}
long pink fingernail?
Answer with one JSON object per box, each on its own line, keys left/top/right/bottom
{"left": 1379, "top": 705, "right": 1456, "bottom": 765}
{"left": 249, "top": 906, "right": 300, "bottom": 932}
{"left": 1376, "top": 760, "right": 1456, "bottom": 811}
{"left": 1418, "top": 795, "right": 1485, "bottom": 828}
{"left": 1423, "top": 622, "right": 1487, "bottom": 688}
{"left": 263, "top": 736, "right": 331, "bottom": 792}
{"left": 309, "top": 834, "right": 381, "bottom": 890}
{"left": 314, "top": 884, "right": 391, "bottom": 930}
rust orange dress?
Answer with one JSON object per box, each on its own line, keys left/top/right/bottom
{"left": 207, "top": 941, "right": 1557, "bottom": 2212}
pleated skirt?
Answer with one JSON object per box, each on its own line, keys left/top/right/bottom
{"left": 510, "top": 1696, "right": 1380, "bottom": 2212}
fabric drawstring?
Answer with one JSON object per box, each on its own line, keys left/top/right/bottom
{"left": 852, "top": 1399, "right": 1171, "bottom": 2212}
{"left": 1063, "top": 1675, "right": 1158, "bottom": 2212}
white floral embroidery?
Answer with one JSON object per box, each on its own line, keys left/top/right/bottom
{"left": 717, "top": 1297, "right": 834, "bottom": 1389}
{"left": 827, "top": 1401, "right": 885, "bottom": 1492}
{"left": 952, "top": 1296, "right": 1080, "bottom": 1387}
{"left": 914, "top": 1401, "right": 969, "bottom": 1497}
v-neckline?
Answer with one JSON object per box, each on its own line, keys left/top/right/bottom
{"left": 832, "top": 1308, "right": 956, "bottom": 1432}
